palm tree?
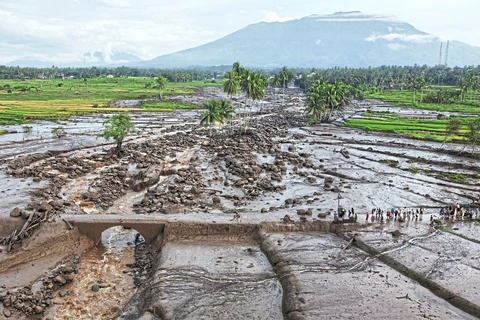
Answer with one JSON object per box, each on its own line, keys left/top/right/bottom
{"left": 200, "top": 100, "right": 222, "bottom": 137}
{"left": 407, "top": 73, "right": 426, "bottom": 103}
{"left": 218, "top": 99, "right": 235, "bottom": 134}
{"left": 270, "top": 74, "right": 281, "bottom": 104}
{"left": 305, "top": 79, "right": 351, "bottom": 122}
{"left": 224, "top": 70, "right": 239, "bottom": 97}
{"left": 324, "top": 84, "right": 340, "bottom": 121}
{"left": 232, "top": 62, "right": 243, "bottom": 77}
{"left": 441, "top": 118, "right": 460, "bottom": 148}
{"left": 250, "top": 72, "right": 265, "bottom": 114}
{"left": 466, "top": 118, "right": 480, "bottom": 154}
{"left": 305, "top": 89, "right": 326, "bottom": 120}
{"left": 457, "top": 76, "right": 469, "bottom": 103}
{"left": 154, "top": 75, "right": 168, "bottom": 99}
{"left": 280, "top": 66, "right": 290, "bottom": 105}
{"left": 240, "top": 71, "right": 265, "bottom": 132}
{"left": 305, "top": 79, "right": 327, "bottom": 121}
{"left": 467, "top": 73, "right": 480, "bottom": 102}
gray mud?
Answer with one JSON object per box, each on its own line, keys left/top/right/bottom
{"left": 1, "top": 87, "right": 479, "bottom": 319}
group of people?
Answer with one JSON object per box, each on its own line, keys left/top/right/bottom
{"left": 439, "top": 204, "right": 479, "bottom": 220}
{"left": 335, "top": 204, "right": 479, "bottom": 224}
{"left": 365, "top": 207, "right": 424, "bottom": 223}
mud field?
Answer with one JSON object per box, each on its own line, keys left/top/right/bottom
{"left": 0, "top": 87, "right": 479, "bottom": 319}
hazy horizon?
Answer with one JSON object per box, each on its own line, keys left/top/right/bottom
{"left": 1, "top": 0, "right": 479, "bottom": 65}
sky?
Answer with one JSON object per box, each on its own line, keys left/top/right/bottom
{"left": 1, "top": 0, "right": 479, "bottom": 65}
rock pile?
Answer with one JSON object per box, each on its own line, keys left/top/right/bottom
{"left": 85, "top": 165, "right": 129, "bottom": 210}
{"left": 0, "top": 262, "right": 77, "bottom": 318}
{"left": 134, "top": 164, "right": 204, "bottom": 214}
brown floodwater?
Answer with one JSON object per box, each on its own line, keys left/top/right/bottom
{"left": 47, "top": 227, "right": 139, "bottom": 319}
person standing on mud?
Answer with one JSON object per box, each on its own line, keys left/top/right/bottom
{"left": 366, "top": 212, "right": 369, "bottom": 222}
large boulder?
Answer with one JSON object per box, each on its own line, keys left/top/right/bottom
{"left": 131, "top": 166, "right": 161, "bottom": 192}
{"left": 10, "top": 207, "right": 22, "bottom": 217}
{"left": 39, "top": 202, "right": 53, "bottom": 212}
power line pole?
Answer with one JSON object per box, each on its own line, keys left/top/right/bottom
{"left": 444, "top": 40, "right": 450, "bottom": 67}
{"left": 437, "top": 42, "right": 443, "bottom": 86}
{"left": 438, "top": 42, "right": 443, "bottom": 66}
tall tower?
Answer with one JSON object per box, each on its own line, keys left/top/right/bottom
{"left": 444, "top": 40, "right": 450, "bottom": 67}
{"left": 438, "top": 42, "right": 443, "bottom": 66}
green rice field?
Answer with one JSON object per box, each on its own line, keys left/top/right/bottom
{"left": 0, "top": 77, "right": 219, "bottom": 125}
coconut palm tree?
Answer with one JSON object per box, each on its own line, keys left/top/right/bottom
{"left": 200, "top": 100, "right": 222, "bottom": 137}
{"left": 218, "top": 99, "right": 235, "bottom": 134}
{"left": 306, "top": 79, "right": 352, "bottom": 122}
{"left": 441, "top": 118, "right": 460, "bottom": 148}
{"left": 466, "top": 118, "right": 480, "bottom": 154}
{"left": 467, "top": 73, "right": 480, "bottom": 102}
{"left": 407, "top": 73, "right": 426, "bottom": 103}
{"left": 232, "top": 62, "right": 243, "bottom": 77}
{"left": 153, "top": 75, "right": 168, "bottom": 99}
{"left": 457, "top": 76, "right": 469, "bottom": 103}
{"left": 305, "top": 89, "right": 326, "bottom": 121}
{"left": 223, "top": 70, "right": 239, "bottom": 98}
{"left": 240, "top": 71, "right": 265, "bottom": 132}
{"left": 270, "top": 74, "right": 281, "bottom": 104}
{"left": 280, "top": 66, "right": 290, "bottom": 105}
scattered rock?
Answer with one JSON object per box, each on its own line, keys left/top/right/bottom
{"left": 38, "top": 202, "right": 53, "bottom": 212}
{"left": 297, "top": 209, "right": 307, "bottom": 216}
{"left": 91, "top": 285, "right": 100, "bottom": 292}
{"left": 54, "top": 276, "right": 67, "bottom": 285}
{"left": 9, "top": 207, "right": 22, "bottom": 217}
{"left": 391, "top": 230, "right": 401, "bottom": 237}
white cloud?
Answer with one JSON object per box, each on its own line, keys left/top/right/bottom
{"left": 0, "top": 0, "right": 479, "bottom": 65}
{"left": 365, "top": 33, "right": 437, "bottom": 44}
{"left": 263, "top": 11, "right": 281, "bottom": 22}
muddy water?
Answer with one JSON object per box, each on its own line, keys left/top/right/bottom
{"left": 47, "top": 227, "right": 139, "bottom": 319}
{"left": 0, "top": 172, "right": 47, "bottom": 218}
{"left": 0, "top": 110, "right": 202, "bottom": 160}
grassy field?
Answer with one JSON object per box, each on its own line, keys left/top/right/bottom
{"left": 0, "top": 77, "right": 220, "bottom": 124}
{"left": 366, "top": 89, "right": 480, "bottom": 114}
{"left": 141, "top": 101, "right": 197, "bottom": 110}
{"left": 343, "top": 111, "right": 476, "bottom": 142}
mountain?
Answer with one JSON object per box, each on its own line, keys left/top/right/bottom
{"left": 6, "top": 51, "right": 143, "bottom": 68}
{"left": 143, "top": 11, "right": 480, "bottom": 68}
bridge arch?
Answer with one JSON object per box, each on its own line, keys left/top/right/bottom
{"left": 73, "top": 220, "right": 164, "bottom": 245}
{"left": 101, "top": 226, "right": 145, "bottom": 247}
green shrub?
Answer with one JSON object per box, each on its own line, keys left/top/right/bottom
{"left": 22, "top": 125, "right": 33, "bottom": 134}
{"left": 51, "top": 126, "right": 66, "bottom": 138}
{"left": 409, "top": 161, "right": 417, "bottom": 174}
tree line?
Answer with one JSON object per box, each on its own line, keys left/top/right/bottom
{"left": 2, "top": 64, "right": 479, "bottom": 88}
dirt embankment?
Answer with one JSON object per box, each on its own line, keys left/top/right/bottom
{"left": 0, "top": 221, "right": 93, "bottom": 319}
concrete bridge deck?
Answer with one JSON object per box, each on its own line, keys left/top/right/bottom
{"left": 62, "top": 214, "right": 337, "bottom": 244}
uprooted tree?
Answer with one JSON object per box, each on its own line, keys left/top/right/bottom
{"left": 98, "top": 114, "right": 135, "bottom": 155}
